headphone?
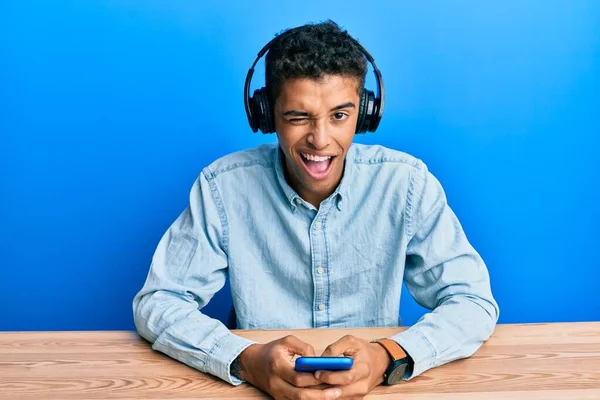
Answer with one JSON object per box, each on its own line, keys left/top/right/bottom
{"left": 244, "top": 27, "right": 385, "bottom": 134}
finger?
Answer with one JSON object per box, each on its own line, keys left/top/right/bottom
{"left": 276, "top": 378, "right": 341, "bottom": 400}
{"left": 321, "top": 335, "right": 361, "bottom": 357}
{"left": 278, "top": 359, "right": 322, "bottom": 388}
{"left": 269, "top": 379, "right": 342, "bottom": 400}
{"left": 315, "top": 362, "right": 369, "bottom": 386}
{"left": 281, "top": 335, "right": 317, "bottom": 357}
{"left": 324, "top": 380, "right": 371, "bottom": 400}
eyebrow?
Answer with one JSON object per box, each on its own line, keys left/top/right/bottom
{"left": 283, "top": 102, "right": 356, "bottom": 117}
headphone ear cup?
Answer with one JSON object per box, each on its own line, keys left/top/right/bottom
{"left": 252, "top": 88, "right": 275, "bottom": 134}
{"left": 369, "top": 96, "right": 382, "bottom": 132}
{"left": 356, "top": 89, "right": 369, "bottom": 134}
{"left": 261, "top": 89, "right": 275, "bottom": 134}
{"left": 247, "top": 91, "right": 260, "bottom": 132}
{"left": 358, "top": 89, "right": 378, "bottom": 133}
{"left": 250, "top": 88, "right": 263, "bottom": 132}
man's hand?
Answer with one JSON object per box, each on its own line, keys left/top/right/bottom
{"left": 313, "top": 335, "right": 391, "bottom": 399}
{"left": 237, "top": 335, "right": 342, "bottom": 400}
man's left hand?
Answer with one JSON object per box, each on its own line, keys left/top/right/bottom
{"left": 314, "top": 335, "right": 391, "bottom": 399}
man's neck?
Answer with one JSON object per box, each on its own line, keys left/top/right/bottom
{"left": 299, "top": 191, "right": 328, "bottom": 209}
{"left": 285, "top": 171, "right": 332, "bottom": 209}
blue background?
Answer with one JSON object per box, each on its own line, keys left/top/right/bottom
{"left": 1, "top": 1, "right": 599, "bottom": 331}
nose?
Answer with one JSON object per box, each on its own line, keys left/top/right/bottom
{"left": 306, "top": 119, "right": 330, "bottom": 150}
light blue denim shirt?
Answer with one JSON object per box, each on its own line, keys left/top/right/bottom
{"left": 133, "top": 143, "right": 499, "bottom": 385}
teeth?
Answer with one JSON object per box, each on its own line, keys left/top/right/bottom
{"left": 301, "top": 152, "right": 332, "bottom": 162}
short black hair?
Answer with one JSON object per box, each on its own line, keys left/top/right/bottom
{"left": 265, "top": 20, "right": 368, "bottom": 105}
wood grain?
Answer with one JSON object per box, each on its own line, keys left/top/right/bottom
{"left": 0, "top": 323, "right": 598, "bottom": 399}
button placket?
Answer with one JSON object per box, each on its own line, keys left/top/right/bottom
{"left": 310, "top": 204, "right": 334, "bottom": 328}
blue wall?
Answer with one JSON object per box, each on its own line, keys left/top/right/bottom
{"left": 1, "top": 1, "right": 599, "bottom": 331}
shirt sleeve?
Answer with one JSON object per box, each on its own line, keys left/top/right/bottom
{"left": 132, "top": 168, "right": 255, "bottom": 385}
{"left": 391, "top": 162, "right": 500, "bottom": 379}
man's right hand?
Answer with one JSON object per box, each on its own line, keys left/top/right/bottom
{"left": 237, "top": 335, "right": 342, "bottom": 400}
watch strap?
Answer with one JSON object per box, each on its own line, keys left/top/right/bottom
{"left": 373, "top": 338, "right": 407, "bottom": 361}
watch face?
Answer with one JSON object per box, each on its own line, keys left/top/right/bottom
{"left": 387, "top": 362, "right": 408, "bottom": 385}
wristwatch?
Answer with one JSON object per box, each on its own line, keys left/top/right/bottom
{"left": 371, "top": 338, "right": 413, "bottom": 385}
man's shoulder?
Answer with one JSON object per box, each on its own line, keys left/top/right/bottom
{"left": 202, "top": 144, "right": 277, "bottom": 179}
{"left": 349, "top": 143, "right": 426, "bottom": 173}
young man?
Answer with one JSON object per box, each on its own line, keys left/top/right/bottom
{"left": 133, "top": 20, "right": 499, "bottom": 400}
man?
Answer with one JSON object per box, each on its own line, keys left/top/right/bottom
{"left": 133, "top": 20, "right": 499, "bottom": 400}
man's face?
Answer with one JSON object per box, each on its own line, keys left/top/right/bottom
{"left": 274, "top": 74, "right": 360, "bottom": 206}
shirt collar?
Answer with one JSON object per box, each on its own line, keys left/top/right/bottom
{"left": 274, "top": 144, "right": 355, "bottom": 211}
{"left": 274, "top": 147, "right": 301, "bottom": 208}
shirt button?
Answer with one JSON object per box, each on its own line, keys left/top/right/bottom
{"left": 295, "top": 198, "right": 302, "bottom": 205}
{"left": 317, "top": 266, "right": 325, "bottom": 274}
{"left": 318, "top": 304, "right": 326, "bottom": 311}
{"left": 314, "top": 221, "right": 322, "bottom": 229}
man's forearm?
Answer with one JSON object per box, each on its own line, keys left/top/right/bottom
{"left": 230, "top": 353, "right": 245, "bottom": 380}
{"left": 230, "top": 344, "right": 261, "bottom": 381}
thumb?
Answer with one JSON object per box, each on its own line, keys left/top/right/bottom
{"left": 324, "top": 387, "right": 342, "bottom": 399}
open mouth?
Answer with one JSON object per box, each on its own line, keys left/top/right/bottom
{"left": 299, "top": 152, "right": 336, "bottom": 179}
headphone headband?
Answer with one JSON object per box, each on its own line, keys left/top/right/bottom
{"left": 244, "top": 26, "right": 385, "bottom": 134}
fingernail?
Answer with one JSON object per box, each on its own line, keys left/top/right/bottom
{"left": 333, "top": 388, "right": 342, "bottom": 398}
{"left": 314, "top": 371, "right": 321, "bottom": 379}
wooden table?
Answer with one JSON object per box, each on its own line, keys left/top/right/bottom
{"left": 1, "top": 323, "right": 599, "bottom": 399}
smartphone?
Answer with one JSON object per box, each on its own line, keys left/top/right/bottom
{"left": 294, "top": 356, "right": 354, "bottom": 372}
